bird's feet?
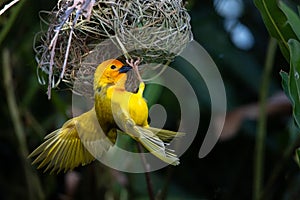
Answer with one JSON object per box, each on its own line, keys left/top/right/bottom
{"left": 126, "top": 58, "right": 142, "bottom": 83}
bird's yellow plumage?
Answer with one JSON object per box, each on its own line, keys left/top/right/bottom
{"left": 29, "top": 59, "right": 183, "bottom": 173}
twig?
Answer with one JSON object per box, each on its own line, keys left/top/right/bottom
{"left": 137, "top": 143, "right": 155, "bottom": 200}
{"left": 47, "top": 0, "right": 95, "bottom": 99}
{"left": 3, "top": 49, "right": 45, "bottom": 200}
{"left": 0, "top": 0, "right": 25, "bottom": 46}
{"left": 59, "top": 0, "right": 93, "bottom": 81}
{"left": 253, "top": 38, "right": 277, "bottom": 200}
{"left": 0, "top": 0, "right": 19, "bottom": 15}
{"left": 47, "top": 6, "right": 74, "bottom": 99}
{"left": 158, "top": 166, "right": 173, "bottom": 200}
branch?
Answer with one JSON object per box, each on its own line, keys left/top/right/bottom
{"left": 0, "top": 0, "right": 19, "bottom": 15}
{"left": 137, "top": 143, "right": 155, "bottom": 200}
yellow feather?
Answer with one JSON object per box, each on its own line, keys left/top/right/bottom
{"left": 28, "top": 109, "right": 110, "bottom": 173}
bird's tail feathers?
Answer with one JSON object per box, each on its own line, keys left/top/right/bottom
{"left": 145, "top": 126, "right": 185, "bottom": 142}
{"left": 114, "top": 110, "right": 180, "bottom": 165}
{"left": 135, "top": 126, "right": 180, "bottom": 166}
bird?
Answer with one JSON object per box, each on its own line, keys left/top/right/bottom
{"left": 29, "top": 59, "right": 183, "bottom": 173}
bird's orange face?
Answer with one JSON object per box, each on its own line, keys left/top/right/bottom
{"left": 94, "top": 59, "right": 132, "bottom": 89}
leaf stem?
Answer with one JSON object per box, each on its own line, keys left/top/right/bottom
{"left": 2, "top": 49, "right": 44, "bottom": 200}
{"left": 253, "top": 37, "right": 277, "bottom": 200}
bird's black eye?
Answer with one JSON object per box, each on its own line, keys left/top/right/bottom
{"left": 110, "top": 65, "right": 116, "bottom": 69}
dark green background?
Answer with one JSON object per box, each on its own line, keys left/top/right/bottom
{"left": 1, "top": 1, "right": 299, "bottom": 199}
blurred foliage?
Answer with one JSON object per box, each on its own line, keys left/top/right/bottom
{"left": 276, "top": 1, "right": 300, "bottom": 176}
{"left": 281, "top": 40, "right": 300, "bottom": 129}
{"left": 254, "top": 0, "right": 297, "bottom": 61}
{"left": 1, "top": 0, "right": 300, "bottom": 200}
{"left": 256, "top": 0, "right": 300, "bottom": 177}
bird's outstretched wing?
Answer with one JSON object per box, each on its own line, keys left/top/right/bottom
{"left": 28, "top": 108, "right": 112, "bottom": 173}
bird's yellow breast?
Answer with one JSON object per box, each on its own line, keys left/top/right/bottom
{"left": 95, "top": 85, "right": 149, "bottom": 130}
{"left": 110, "top": 87, "right": 149, "bottom": 126}
{"left": 128, "top": 93, "right": 149, "bottom": 126}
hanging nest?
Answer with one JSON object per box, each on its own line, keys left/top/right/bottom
{"left": 34, "top": 0, "right": 193, "bottom": 99}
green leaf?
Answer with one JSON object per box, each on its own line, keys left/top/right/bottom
{"left": 254, "top": 0, "right": 297, "bottom": 60}
{"left": 279, "top": 1, "right": 300, "bottom": 41}
{"left": 288, "top": 39, "right": 300, "bottom": 128}
{"left": 280, "top": 70, "right": 290, "bottom": 100}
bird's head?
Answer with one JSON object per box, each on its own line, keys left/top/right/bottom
{"left": 94, "top": 59, "right": 132, "bottom": 90}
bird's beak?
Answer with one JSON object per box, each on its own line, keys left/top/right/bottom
{"left": 118, "top": 65, "right": 132, "bottom": 73}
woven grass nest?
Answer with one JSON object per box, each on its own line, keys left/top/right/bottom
{"left": 34, "top": 0, "right": 193, "bottom": 99}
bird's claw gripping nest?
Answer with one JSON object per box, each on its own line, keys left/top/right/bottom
{"left": 126, "top": 58, "right": 142, "bottom": 82}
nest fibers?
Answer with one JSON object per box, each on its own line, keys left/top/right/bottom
{"left": 34, "top": 0, "right": 193, "bottom": 99}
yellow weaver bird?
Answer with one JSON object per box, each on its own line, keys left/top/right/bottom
{"left": 29, "top": 59, "right": 182, "bottom": 173}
